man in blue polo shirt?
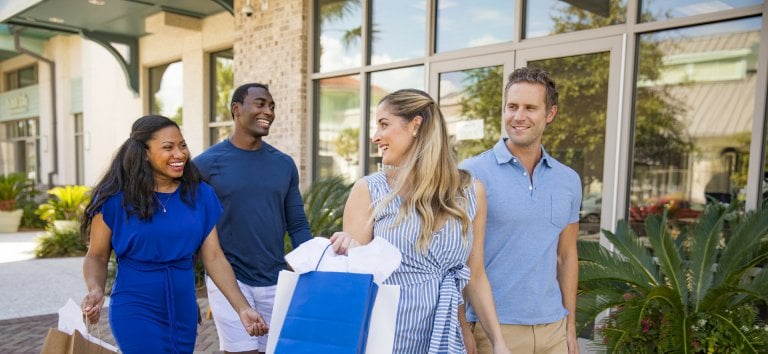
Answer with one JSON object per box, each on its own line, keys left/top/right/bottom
{"left": 461, "top": 67, "right": 582, "bottom": 354}
{"left": 194, "top": 83, "right": 312, "bottom": 354}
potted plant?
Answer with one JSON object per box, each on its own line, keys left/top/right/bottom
{"left": 0, "top": 173, "right": 36, "bottom": 232}
{"left": 577, "top": 204, "right": 768, "bottom": 353}
{"left": 36, "top": 185, "right": 91, "bottom": 232}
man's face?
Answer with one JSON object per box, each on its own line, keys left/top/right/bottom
{"left": 502, "top": 82, "right": 556, "bottom": 149}
{"left": 233, "top": 87, "right": 275, "bottom": 138}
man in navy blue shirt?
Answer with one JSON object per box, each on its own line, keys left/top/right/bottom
{"left": 194, "top": 83, "right": 312, "bottom": 354}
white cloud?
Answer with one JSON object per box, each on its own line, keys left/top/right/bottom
{"left": 468, "top": 34, "right": 502, "bottom": 47}
{"left": 472, "top": 9, "right": 505, "bottom": 22}
{"left": 319, "top": 35, "right": 362, "bottom": 72}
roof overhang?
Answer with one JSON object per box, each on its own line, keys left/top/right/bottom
{"left": 0, "top": 0, "right": 233, "bottom": 94}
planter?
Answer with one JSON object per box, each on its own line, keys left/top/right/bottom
{"left": 0, "top": 209, "right": 23, "bottom": 232}
{"left": 53, "top": 220, "right": 79, "bottom": 233}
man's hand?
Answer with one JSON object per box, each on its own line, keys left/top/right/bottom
{"left": 239, "top": 308, "right": 269, "bottom": 337}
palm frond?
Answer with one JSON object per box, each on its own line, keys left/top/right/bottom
{"left": 302, "top": 175, "right": 352, "bottom": 237}
{"left": 715, "top": 207, "right": 768, "bottom": 287}
{"left": 645, "top": 213, "right": 689, "bottom": 308}
{"left": 601, "top": 220, "right": 661, "bottom": 285}
{"left": 689, "top": 203, "right": 727, "bottom": 311}
{"left": 579, "top": 241, "right": 656, "bottom": 289}
{"left": 711, "top": 312, "right": 762, "bottom": 354}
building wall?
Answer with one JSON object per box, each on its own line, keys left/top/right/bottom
{"left": 233, "top": 0, "right": 310, "bottom": 186}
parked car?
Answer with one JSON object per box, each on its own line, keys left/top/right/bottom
{"left": 579, "top": 194, "right": 602, "bottom": 224}
{"left": 629, "top": 196, "right": 703, "bottom": 223}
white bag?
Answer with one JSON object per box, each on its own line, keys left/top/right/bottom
{"left": 265, "top": 270, "right": 400, "bottom": 354}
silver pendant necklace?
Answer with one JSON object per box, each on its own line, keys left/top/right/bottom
{"left": 154, "top": 192, "right": 172, "bottom": 213}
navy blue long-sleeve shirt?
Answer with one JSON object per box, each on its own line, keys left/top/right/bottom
{"left": 194, "top": 139, "right": 312, "bottom": 286}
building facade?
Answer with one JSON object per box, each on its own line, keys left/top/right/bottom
{"left": 1, "top": 0, "right": 766, "bottom": 239}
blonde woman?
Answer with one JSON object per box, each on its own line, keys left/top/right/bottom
{"left": 330, "top": 89, "right": 510, "bottom": 354}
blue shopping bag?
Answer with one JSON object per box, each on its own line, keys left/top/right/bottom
{"left": 275, "top": 245, "right": 379, "bottom": 354}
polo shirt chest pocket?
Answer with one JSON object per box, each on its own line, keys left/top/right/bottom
{"left": 549, "top": 194, "right": 572, "bottom": 229}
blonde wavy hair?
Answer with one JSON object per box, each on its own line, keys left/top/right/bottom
{"left": 373, "top": 89, "right": 472, "bottom": 251}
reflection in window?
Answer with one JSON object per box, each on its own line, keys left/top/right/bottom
{"left": 525, "top": 0, "right": 626, "bottom": 39}
{"left": 640, "top": 0, "right": 762, "bottom": 22}
{"left": 317, "top": 75, "right": 362, "bottom": 182}
{"left": 369, "top": 66, "right": 425, "bottom": 173}
{"left": 0, "top": 118, "right": 39, "bottom": 181}
{"left": 209, "top": 50, "right": 234, "bottom": 146}
{"left": 436, "top": 0, "right": 514, "bottom": 53}
{"left": 315, "top": 0, "right": 362, "bottom": 72}
{"left": 149, "top": 61, "right": 183, "bottom": 125}
{"left": 631, "top": 17, "right": 761, "bottom": 231}
{"left": 371, "top": 0, "right": 426, "bottom": 65}
{"left": 438, "top": 66, "right": 503, "bottom": 162}
{"left": 531, "top": 53, "right": 610, "bottom": 238}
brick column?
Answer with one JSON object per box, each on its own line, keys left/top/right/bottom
{"left": 234, "top": 0, "right": 310, "bottom": 186}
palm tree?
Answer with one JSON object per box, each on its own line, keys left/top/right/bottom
{"left": 578, "top": 204, "right": 768, "bottom": 353}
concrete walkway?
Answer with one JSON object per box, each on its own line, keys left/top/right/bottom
{"left": 0, "top": 231, "right": 222, "bottom": 353}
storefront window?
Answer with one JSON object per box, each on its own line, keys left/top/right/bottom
{"left": 630, "top": 17, "right": 761, "bottom": 233}
{"left": 640, "top": 0, "right": 762, "bottom": 22}
{"left": 371, "top": 0, "right": 426, "bottom": 65}
{"left": 435, "top": 0, "right": 514, "bottom": 53}
{"left": 438, "top": 66, "right": 503, "bottom": 162}
{"left": 317, "top": 75, "right": 362, "bottom": 182}
{"left": 209, "top": 49, "right": 234, "bottom": 146}
{"left": 525, "top": 0, "right": 626, "bottom": 39}
{"left": 149, "top": 61, "right": 183, "bottom": 125}
{"left": 4, "top": 65, "right": 37, "bottom": 91}
{"left": 368, "top": 66, "right": 425, "bottom": 173}
{"left": 315, "top": 0, "right": 362, "bottom": 72}
{"left": 531, "top": 52, "right": 610, "bottom": 238}
{"left": 0, "top": 118, "right": 39, "bottom": 181}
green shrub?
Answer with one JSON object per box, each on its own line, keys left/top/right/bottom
{"left": 36, "top": 185, "right": 91, "bottom": 225}
{"left": 18, "top": 198, "right": 46, "bottom": 229}
{"left": 579, "top": 204, "right": 768, "bottom": 353}
{"left": 35, "top": 227, "right": 87, "bottom": 258}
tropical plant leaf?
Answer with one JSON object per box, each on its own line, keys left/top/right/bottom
{"left": 689, "top": 203, "right": 727, "bottom": 311}
{"left": 645, "top": 212, "right": 689, "bottom": 308}
{"left": 715, "top": 207, "right": 768, "bottom": 287}
{"left": 579, "top": 241, "right": 655, "bottom": 289}
{"left": 302, "top": 175, "right": 352, "bottom": 237}
{"left": 601, "top": 220, "right": 661, "bottom": 285}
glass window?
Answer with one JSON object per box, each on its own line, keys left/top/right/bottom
{"left": 371, "top": 0, "right": 426, "bottom": 65}
{"left": 640, "top": 0, "right": 762, "bottom": 22}
{"left": 315, "top": 0, "right": 363, "bottom": 72}
{"left": 317, "top": 75, "right": 362, "bottom": 182}
{"left": 525, "top": 0, "right": 626, "bottom": 39}
{"left": 438, "top": 66, "right": 503, "bottom": 162}
{"left": 630, "top": 17, "right": 761, "bottom": 233}
{"left": 436, "top": 0, "right": 514, "bottom": 53}
{"left": 5, "top": 66, "right": 37, "bottom": 91}
{"left": 530, "top": 52, "right": 610, "bottom": 238}
{"left": 149, "top": 61, "right": 183, "bottom": 125}
{"left": 0, "top": 118, "right": 39, "bottom": 181}
{"left": 74, "top": 113, "right": 84, "bottom": 185}
{"left": 368, "top": 66, "right": 425, "bottom": 173}
{"left": 209, "top": 49, "right": 234, "bottom": 146}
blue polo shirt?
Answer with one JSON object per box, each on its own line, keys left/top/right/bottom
{"left": 460, "top": 138, "right": 581, "bottom": 325}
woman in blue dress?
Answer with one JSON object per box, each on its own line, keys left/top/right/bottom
{"left": 80, "top": 115, "right": 268, "bottom": 353}
{"left": 331, "top": 89, "right": 511, "bottom": 354}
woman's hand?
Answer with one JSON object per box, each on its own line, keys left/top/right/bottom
{"left": 329, "top": 232, "right": 360, "bottom": 255}
{"left": 239, "top": 308, "right": 269, "bottom": 337}
{"left": 81, "top": 288, "right": 105, "bottom": 324}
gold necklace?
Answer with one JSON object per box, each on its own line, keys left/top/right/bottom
{"left": 154, "top": 192, "right": 172, "bottom": 213}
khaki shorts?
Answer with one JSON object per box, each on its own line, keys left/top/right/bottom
{"left": 472, "top": 318, "right": 567, "bottom": 354}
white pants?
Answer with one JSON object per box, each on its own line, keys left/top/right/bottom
{"left": 205, "top": 275, "right": 276, "bottom": 352}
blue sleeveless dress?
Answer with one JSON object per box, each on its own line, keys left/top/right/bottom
{"left": 101, "top": 182, "right": 222, "bottom": 354}
{"left": 366, "top": 172, "right": 477, "bottom": 354}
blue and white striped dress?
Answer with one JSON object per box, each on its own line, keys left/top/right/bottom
{"left": 366, "top": 172, "right": 477, "bottom": 354}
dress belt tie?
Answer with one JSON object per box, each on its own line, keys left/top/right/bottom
{"left": 119, "top": 257, "right": 193, "bottom": 354}
{"left": 427, "top": 265, "right": 470, "bottom": 354}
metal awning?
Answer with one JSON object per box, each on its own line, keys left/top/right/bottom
{"left": 0, "top": 0, "right": 233, "bottom": 94}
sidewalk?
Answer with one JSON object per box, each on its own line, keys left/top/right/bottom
{"left": 0, "top": 231, "right": 222, "bottom": 353}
